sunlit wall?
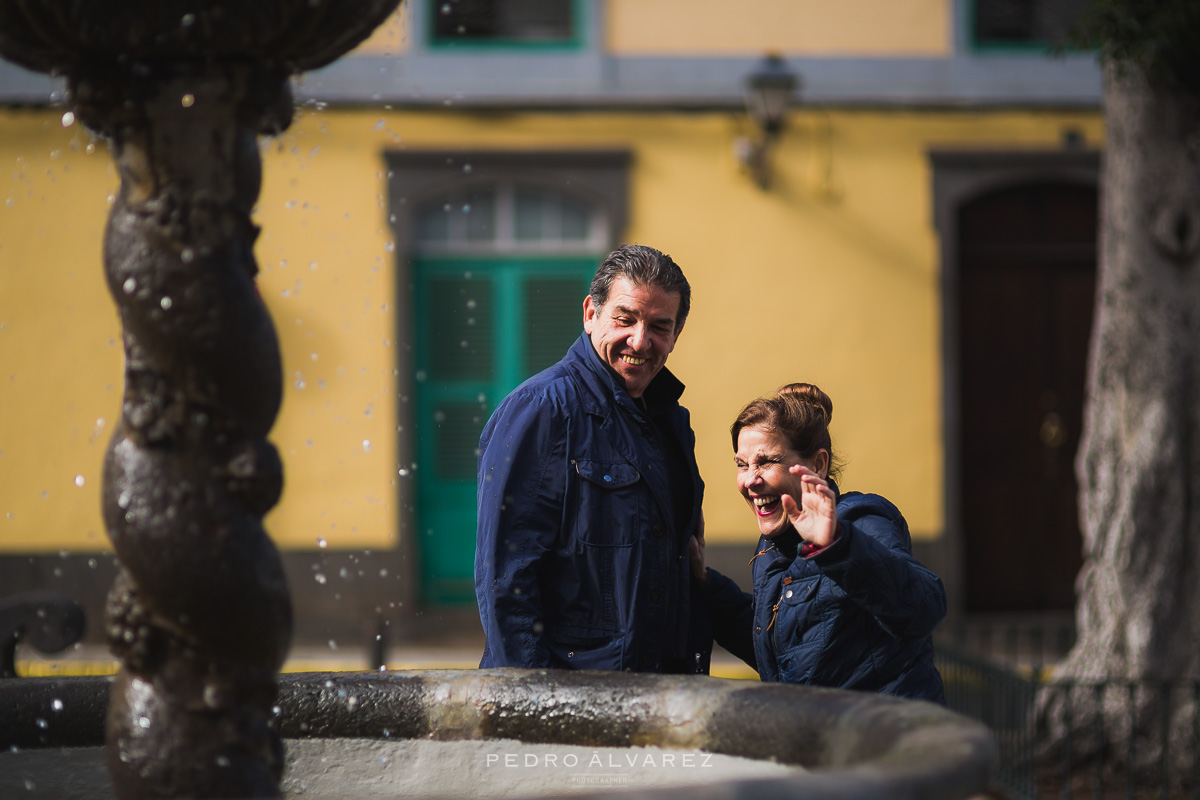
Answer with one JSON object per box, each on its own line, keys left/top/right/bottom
{"left": 0, "top": 102, "right": 1103, "bottom": 555}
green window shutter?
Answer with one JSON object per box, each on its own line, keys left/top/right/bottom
{"left": 432, "top": 401, "right": 490, "bottom": 481}
{"left": 523, "top": 276, "right": 584, "bottom": 375}
{"left": 429, "top": 276, "right": 494, "bottom": 381}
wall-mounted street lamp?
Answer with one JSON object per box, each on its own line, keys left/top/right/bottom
{"left": 737, "top": 54, "right": 800, "bottom": 191}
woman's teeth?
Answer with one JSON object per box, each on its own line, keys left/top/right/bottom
{"left": 753, "top": 496, "right": 779, "bottom": 513}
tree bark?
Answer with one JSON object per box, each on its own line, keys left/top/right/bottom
{"left": 1039, "top": 58, "right": 1200, "bottom": 783}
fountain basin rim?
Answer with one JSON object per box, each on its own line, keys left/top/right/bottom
{"left": 1, "top": 669, "right": 996, "bottom": 800}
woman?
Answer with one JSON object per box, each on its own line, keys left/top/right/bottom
{"left": 697, "top": 383, "right": 946, "bottom": 703}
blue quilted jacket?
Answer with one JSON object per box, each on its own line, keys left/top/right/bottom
{"left": 706, "top": 482, "right": 946, "bottom": 703}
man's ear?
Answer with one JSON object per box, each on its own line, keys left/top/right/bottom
{"left": 583, "top": 295, "right": 596, "bottom": 334}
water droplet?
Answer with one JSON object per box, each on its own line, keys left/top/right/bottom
{"left": 385, "top": 241, "right": 395, "bottom": 252}
{"left": 181, "top": 12, "right": 195, "bottom": 26}
{"left": 181, "top": 247, "right": 194, "bottom": 263}
{"left": 216, "top": 755, "right": 230, "bottom": 768}
{"left": 24, "top": 779, "right": 35, "bottom": 790}
{"left": 61, "top": 111, "right": 75, "bottom": 127}
{"left": 328, "top": 639, "right": 338, "bottom": 651}
{"left": 35, "top": 718, "right": 47, "bottom": 729}
{"left": 374, "top": 119, "right": 385, "bottom": 131}
{"left": 317, "top": 537, "right": 328, "bottom": 549}
{"left": 160, "top": 296, "right": 173, "bottom": 310}
{"left": 51, "top": 699, "right": 63, "bottom": 712}
{"left": 74, "top": 475, "right": 85, "bottom": 487}
{"left": 138, "top": 716, "right": 150, "bottom": 729}
{"left": 118, "top": 490, "right": 132, "bottom": 509}
{"left": 122, "top": 278, "right": 137, "bottom": 294}
{"left": 362, "top": 440, "right": 371, "bottom": 452}
{"left": 379, "top": 568, "right": 389, "bottom": 578}
{"left": 314, "top": 573, "right": 327, "bottom": 585}
{"left": 397, "top": 468, "right": 408, "bottom": 477}
{"left": 463, "top": 163, "right": 473, "bottom": 174}
{"left": 347, "top": 696, "right": 358, "bottom": 710}
{"left": 466, "top": 299, "right": 477, "bottom": 310}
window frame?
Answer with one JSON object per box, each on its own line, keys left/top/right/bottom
{"left": 963, "top": 0, "right": 1093, "bottom": 55}
{"left": 424, "top": 0, "right": 588, "bottom": 52}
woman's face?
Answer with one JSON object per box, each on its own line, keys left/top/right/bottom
{"left": 735, "top": 425, "right": 823, "bottom": 538}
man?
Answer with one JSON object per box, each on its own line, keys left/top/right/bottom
{"left": 475, "top": 244, "right": 711, "bottom": 673}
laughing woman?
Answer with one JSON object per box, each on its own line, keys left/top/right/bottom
{"left": 696, "top": 383, "right": 946, "bottom": 703}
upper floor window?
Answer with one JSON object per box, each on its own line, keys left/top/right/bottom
{"left": 970, "top": 0, "right": 1091, "bottom": 51}
{"left": 430, "top": 0, "right": 580, "bottom": 49}
{"left": 414, "top": 183, "right": 607, "bottom": 254}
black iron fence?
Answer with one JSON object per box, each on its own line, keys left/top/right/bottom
{"left": 936, "top": 622, "right": 1200, "bottom": 800}
{"left": 935, "top": 644, "right": 1043, "bottom": 799}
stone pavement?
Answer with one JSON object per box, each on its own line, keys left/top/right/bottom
{"left": 14, "top": 636, "right": 757, "bottom": 680}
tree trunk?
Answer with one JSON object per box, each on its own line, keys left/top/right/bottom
{"left": 1039, "top": 58, "right": 1200, "bottom": 785}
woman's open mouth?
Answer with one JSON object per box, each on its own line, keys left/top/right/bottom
{"left": 752, "top": 495, "right": 780, "bottom": 516}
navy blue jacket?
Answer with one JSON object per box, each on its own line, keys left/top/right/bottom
{"left": 475, "top": 333, "right": 711, "bottom": 673}
{"left": 706, "top": 483, "right": 946, "bottom": 702}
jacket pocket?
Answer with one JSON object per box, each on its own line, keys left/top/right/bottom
{"left": 572, "top": 459, "right": 642, "bottom": 547}
{"left": 772, "top": 575, "right": 828, "bottom": 681}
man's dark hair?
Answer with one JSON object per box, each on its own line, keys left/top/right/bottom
{"left": 588, "top": 244, "right": 691, "bottom": 332}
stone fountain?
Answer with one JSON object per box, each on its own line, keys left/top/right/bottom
{"left": 0, "top": 3, "right": 998, "bottom": 799}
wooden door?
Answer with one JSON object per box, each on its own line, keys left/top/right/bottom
{"left": 958, "top": 182, "right": 1097, "bottom": 612}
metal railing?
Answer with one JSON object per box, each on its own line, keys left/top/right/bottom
{"left": 936, "top": 644, "right": 1043, "bottom": 799}
{"left": 936, "top": 624, "right": 1200, "bottom": 800}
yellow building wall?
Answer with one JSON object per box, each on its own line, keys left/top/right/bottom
{"left": 0, "top": 104, "right": 1103, "bottom": 555}
{"left": 607, "top": 0, "right": 950, "bottom": 56}
{"left": 353, "top": 1, "right": 951, "bottom": 58}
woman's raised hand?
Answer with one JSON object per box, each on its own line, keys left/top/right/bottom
{"left": 780, "top": 465, "right": 837, "bottom": 549}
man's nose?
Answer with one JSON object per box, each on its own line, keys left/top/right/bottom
{"left": 627, "top": 323, "right": 647, "bottom": 350}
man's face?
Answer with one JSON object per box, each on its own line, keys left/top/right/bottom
{"left": 583, "top": 276, "right": 682, "bottom": 398}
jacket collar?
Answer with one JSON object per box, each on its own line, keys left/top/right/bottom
{"left": 568, "top": 332, "right": 685, "bottom": 417}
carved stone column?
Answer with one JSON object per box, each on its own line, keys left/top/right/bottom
{"left": 0, "top": 3, "right": 401, "bottom": 797}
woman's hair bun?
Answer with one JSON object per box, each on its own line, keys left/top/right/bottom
{"left": 776, "top": 382, "right": 833, "bottom": 424}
